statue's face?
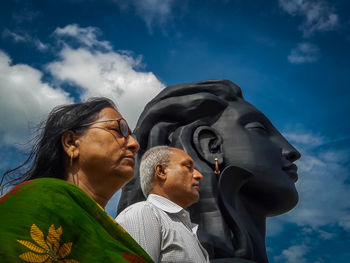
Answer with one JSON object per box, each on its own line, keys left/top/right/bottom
{"left": 213, "top": 99, "right": 301, "bottom": 216}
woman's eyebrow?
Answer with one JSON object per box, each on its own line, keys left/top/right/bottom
{"left": 104, "top": 121, "right": 120, "bottom": 127}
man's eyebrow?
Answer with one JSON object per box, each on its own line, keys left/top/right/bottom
{"left": 183, "top": 160, "right": 194, "bottom": 166}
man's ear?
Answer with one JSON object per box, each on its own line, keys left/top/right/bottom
{"left": 61, "top": 130, "right": 79, "bottom": 158}
{"left": 193, "top": 126, "right": 223, "bottom": 166}
{"left": 154, "top": 164, "right": 167, "bottom": 181}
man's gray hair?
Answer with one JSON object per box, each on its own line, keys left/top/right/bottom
{"left": 140, "top": 145, "right": 171, "bottom": 198}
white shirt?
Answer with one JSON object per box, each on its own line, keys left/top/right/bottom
{"left": 116, "top": 194, "right": 209, "bottom": 263}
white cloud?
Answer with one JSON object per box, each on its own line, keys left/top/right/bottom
{"left": 279, "top": 0, "right": 339, "bottom": 37}
{"left": 33, "top": 39, "right": 48, "bottom": 52}
{"left": 274, "top": 245, "right": 309, "bottom": 263}
{"left": 315, "top": 229, "right": 336, "bottom": 240}
{"left": 48, "top": 24, "right": 165, "bottom": 128}
{"left": 0, "top": 51, "right": 72, "bottom": 146}
{"left": 2, "top": 29, "right": 26, "bottom": 42}
{"left": 0, "top": 24, "right": 164, "bottom": 147}
{"left": 267, "top": 131, "right": 350, "bottom": 235}
{"left": 284, "top": 131, "right": 324, "bottom": 146}
{"left": 53, "top": 24, "right": 112, "bottom": 51}
{"left": 287, "top": 42, "right": 319, "bottom": 64}
{"left": 113, "top": 0, "right": 177, "bottom": 32}
{"left": 2, "top": 29, "right": 49, "bottom": 52}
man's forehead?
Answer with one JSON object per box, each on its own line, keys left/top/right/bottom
{"left": 170, "top": 148, "right": 192, "bottom": 162}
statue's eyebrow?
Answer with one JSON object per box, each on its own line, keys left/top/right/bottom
{"left": 238, "top": 111, "right": 271, "bottom": 126}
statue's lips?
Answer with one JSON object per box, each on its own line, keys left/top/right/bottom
{"left": 283, "top": 163, "right": 298, "bottom": 182}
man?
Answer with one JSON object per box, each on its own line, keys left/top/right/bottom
{"left": 116, "top": 145, "right": 209, "bottom": 263}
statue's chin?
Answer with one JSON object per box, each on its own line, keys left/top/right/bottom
{"left": 241, "top": 185, "right": 299, "bottom": 217}
{"left": 265, "top": 191, "right": 299, "bottom": 217}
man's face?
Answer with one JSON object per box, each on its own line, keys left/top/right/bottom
{"left": 214, "top": 100, "right": 301, "bottom": 216}
{"left": 164, "top": 148, "right": 203, "bottom": 208}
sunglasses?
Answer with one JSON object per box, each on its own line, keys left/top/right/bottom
{"left": 78, "top": 118, "right": 132, "bottom": 138}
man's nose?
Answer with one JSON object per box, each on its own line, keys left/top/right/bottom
{"left": 193, "top": 169, "right": 203, "bottom": 180}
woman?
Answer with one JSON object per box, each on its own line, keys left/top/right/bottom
{"left": 0, "top": 98, "right": 153, "bottom": 263}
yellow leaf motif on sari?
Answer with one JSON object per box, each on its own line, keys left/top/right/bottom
{"left": 17, "top": 224, "right": 79, "bottom": 263}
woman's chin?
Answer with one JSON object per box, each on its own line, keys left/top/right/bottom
{"left": 115, "top": 166, "right": 134, "bottom": 181}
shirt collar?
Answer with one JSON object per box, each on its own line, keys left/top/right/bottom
{"left": 147, "top": 194, "right": 184, "bottom": 214}
{"left": 147, "top": 194, "right": 199, "bottom": 234}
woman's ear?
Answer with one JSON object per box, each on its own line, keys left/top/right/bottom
{"left": 193, "top": 126, "right": 224, "bottom": 166}
{"left": 61, "top": 130, "right": 79, "bottom": 158}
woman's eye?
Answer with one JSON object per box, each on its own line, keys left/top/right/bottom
{"left": 245, "top": 122, "right": 267, "bottom": 133}
{"left": 108, "top": 128, "right": 122, "bottom": 135}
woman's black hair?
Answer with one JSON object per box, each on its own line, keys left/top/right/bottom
{"left": 0, "top": 97, "right": 116, "bottom": 193}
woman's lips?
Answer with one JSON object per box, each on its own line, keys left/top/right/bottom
{"left": 122, "top": 156, "right": 135, "bottom": 165}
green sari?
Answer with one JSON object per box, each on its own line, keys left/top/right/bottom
{"left": 0, "top": 178, "right": 154, "bottom": 263}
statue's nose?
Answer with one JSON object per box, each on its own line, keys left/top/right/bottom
{"left": 282, "top": 146, "right": 301, "bottom": 162}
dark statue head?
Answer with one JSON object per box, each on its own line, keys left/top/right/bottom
{"left": 118, "top": 79, "right": 301, "bottom": 263}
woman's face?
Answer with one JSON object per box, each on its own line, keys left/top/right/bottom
{"left": 76, "top": 107, "right": 139, "bottom": 184}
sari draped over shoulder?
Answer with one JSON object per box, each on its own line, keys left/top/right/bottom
{"left": 0, "top": 178, "right": 154, "bottom": 263}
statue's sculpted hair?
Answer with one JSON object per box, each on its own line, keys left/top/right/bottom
{"left": 118, "top": 79, "right": 243, "bottom": 211}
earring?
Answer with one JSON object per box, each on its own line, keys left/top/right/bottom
{"left": 214, "top": 157, "right": 220, "bottom": 175}
{"left": 70, "top": 153, "right": 73, "bottom": 167}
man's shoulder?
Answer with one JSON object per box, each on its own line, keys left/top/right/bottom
{"left": 116, "top": 200, "right": 160, "bottom": 219}
{"left": 121, "top": 199, "right": 154, "bottom": 210}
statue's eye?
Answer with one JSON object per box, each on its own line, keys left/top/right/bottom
{"left": 245, "top": 122, "right": 267, "bottom": 133}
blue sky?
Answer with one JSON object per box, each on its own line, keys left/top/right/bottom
{"left": 1, "top": 0, "right": 349, "bottom": 262}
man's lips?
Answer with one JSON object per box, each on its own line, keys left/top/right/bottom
{"left": 192, "top": 183, "right": 200, "bottom": 190}
{"left": 283, "top": 163, "right": 298, "bottom": 182}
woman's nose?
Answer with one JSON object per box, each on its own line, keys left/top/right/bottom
{"left": 126, "top": 135, "right": 140, "bottom": 153}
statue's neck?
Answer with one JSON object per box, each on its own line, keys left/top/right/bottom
{"left": 236, "top": 194, "right": 269, "bottom": 263}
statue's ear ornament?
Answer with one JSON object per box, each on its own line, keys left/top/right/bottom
{"left": 193, "top": 125, "right": 224, "bottom": 166}
{"left": 214, "top": 157, "right": 220, "bottom": 175}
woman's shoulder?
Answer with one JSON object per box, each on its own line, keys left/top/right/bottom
{"left": 2, "top": 177, "right": 89, "bottom": 196}
{"left": 2, "top": 178, "right": 66, "bottom": 202}
{"left": 0, "top": 177, "right": 97, "bottom": 215}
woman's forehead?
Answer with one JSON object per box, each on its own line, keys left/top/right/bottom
{"left": 97, "top": 107, "right": 122, "bottom": 120}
